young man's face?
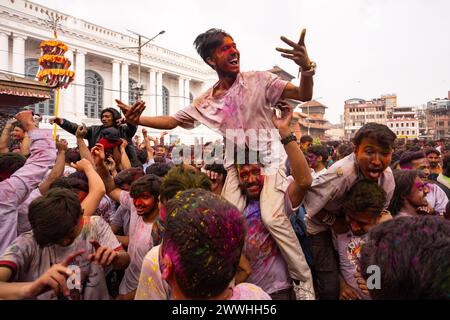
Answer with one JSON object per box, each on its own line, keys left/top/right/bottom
{"left": 410, "top": 158, "right": 431, "bottom": 181}
{"left": 11, "top": 127, "right": 25, "bottom": 140}
{"left": 301, "top": 141, "right": 312, "bottom": 152}
{"left": 427, "top": 153, "right": 440, "bottom": 169}
{"left": 155, "top": 146, "right": 166, "bottom": 157}
{"left": 237, "top": 164, "right": 264, "bottom": 200}
{"left": 307, "top": 152, "right": 321, "bottom": 169}
{"left": 210, "top": 36, "right": 240, "bottom": 75}
{"left": 346, "top": 208, "right": 379, "bottom": 236}
{"left": 101, "top": 111, "right": 114, "bottom": 127}
{"left": 133, "top": 192, "right": 157, "bottom": 216}
{"left": 406, "top": 177, "right": 429, "bottom": 208}
{"left": 355, "top": 138, "right": 392, "bottom": 181}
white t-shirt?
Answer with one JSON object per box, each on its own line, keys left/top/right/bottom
{"left": 0, "top": 216, "right": 122, "bottom": 300}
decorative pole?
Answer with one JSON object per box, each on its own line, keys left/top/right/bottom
{"left": 37, "top": 14, "right": 75, "bottom": 140}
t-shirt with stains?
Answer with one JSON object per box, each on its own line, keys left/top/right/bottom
{"left": 118, "top": 191, "right": 154, "bottom": 295}
{"left": 242, "top": 200, "right": 292, "bottom": 295}
{"left": 334, "top": 231, "right": 371, "bottom": 300}
{"left": 174, "top": 71, "right": 289, "bottom": 174}
{"left": 0, "top": 216, "right": 122, "bottom": 300}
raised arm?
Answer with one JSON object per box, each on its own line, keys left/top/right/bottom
{"left": 38, "top": 136, "right": 68, "bottom": 195}
{"left": 70, "top": 158, "right": 106, "bottom": 216}
{"left": 75, "top": 123, "right": 94, "bottom": 165}
{"left": 50, "top": 117, "right": 93, "bottom": 141}
{"left": 116, "top": 99, "right": 180, "bottom": 129}
{"left": 0, "top": 111, "right": 56, "bottom": 254}
{"left": 91, "top": 143, "right": 121, "bottom": 201}
{"left": 276, "top": 28, "right": 314, "bottom": 102}
{"left": 119, "top": 139, "right": 131, "bottom": 170}
{"left": 272, "top": 101, "right": 312, "bottom": 208}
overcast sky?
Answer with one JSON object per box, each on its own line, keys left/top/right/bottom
{"left": 33, "top": 0, "right": 450, "bottom": 124}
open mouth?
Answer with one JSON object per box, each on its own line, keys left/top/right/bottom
{"left": 229, "top": 58, "right": 239, "bottom": 66}
{"left": 367, "top": 169, "right": 381, "bottom": 180}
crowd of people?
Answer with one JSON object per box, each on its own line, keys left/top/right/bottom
{"left": 0, "top": 27, "right": 449, "bottom": 301}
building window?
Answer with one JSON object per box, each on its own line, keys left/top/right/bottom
{"left": 396, "top": 123, "right": 399, "bottom": 127}
{"left": 85, "top": 70, "right": 104, "bottom": 118}
{"left": 129, "top": 78, "right": 137, "bottom": 106}
{"left": 162, "top": 86, "right": 169, "bottom": 116}
{"left": 189, "top": 92, "right": 194, "bottom": 104}
{"left": 24, "top": 59, "right": 55, "bottom": 116}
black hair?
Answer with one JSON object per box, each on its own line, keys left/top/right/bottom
{"left": 425, "top": 148, "right": 440, "bottom": 157}
{"left": 129, "top": 174, "right": 162, "bottom": 199}
{"left": 159, "top": 166, "right": 212, "bottom": 204}
{"left": 398, "top": 151, "right": 427, "bottom": 168}
{"left": 300, "top": 135, "right": 313, "bottom": 144}
{"left": 29, "top": 188, "right": 83, "bottom": 247}
{"left": 204, "top": 163, "right": 227, "bottom": 180}
{"left": 101, "top": 108, "right": 121, "bottom": 127}
{"left": 64, "top": 148, "right": 81, "bottom": 164}
{"left": 388, "top": 170, "right": 421, "bottom": 216}
{"left": 353, "top": 123, "right": 396, "bottom": 150}
{"left": 342, "top": 180, "right": 386, "bottom": 216}
{"left": 443, "top": 154, "right": 450, "bottom": 177}
{"left": 307, "top": 145, "right": 329, "bottom": 164}
{"left": 114, "top": 167, "right": 145, "bottom": 189}
{"left": 0, "top": 153, "right": 26, "bottom": 181}
{"left": 145, "top": 162, "right": 174, "bottom": 178}
{"left": 49, "top": 176, "right": 89, "bottom": 194}
{"left": 193, "top": 28, "right": 233, "bottom": 69}
{"left": 136, "top": 148, "right": 148, "bottom": 165}
{"left": 360, "top": 216, "right": 450, "bottom": 299}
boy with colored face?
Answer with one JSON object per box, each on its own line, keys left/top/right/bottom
{"left": 399, "top": 151, "right": 449, "bottom": 215}
{"left": 307, "top": 145, "right": 328, "bottom": 179}
{"left": 332, "top": 180, "right": 392, "bottom": 300}
{"left": 302, "top": 122, "right": 396, "bottom": 299}
{"left": 93, "top": 144, "right": 161, "bottom": 299}
{"left": 116, "top": 27, "right": 315, "bottom": 174}
{"left": 388, "top": 170, "right": 430, "bottom": 217}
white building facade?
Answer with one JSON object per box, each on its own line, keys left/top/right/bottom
{"left": 0, "top": 0, "right": 221, "bottom": 145}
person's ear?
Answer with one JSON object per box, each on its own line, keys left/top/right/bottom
{"left": 160, "top": 254, "right": 173, "bottom": 280}
{"left": 206, "top": 57, "right": 216, "bottom": 69}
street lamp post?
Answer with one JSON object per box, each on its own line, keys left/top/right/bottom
{"left": 121, "top": 29, "right": 165, "bottom": 101}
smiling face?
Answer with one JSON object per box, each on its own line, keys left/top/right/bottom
{"left": 11, "top": 126, "right": 25, "bottom": 140}
{"left": 405, "top": 177, "right": 429, "bottom": 208}
{"left": 133, "top": 191, "right": 157, "bottom": 216}
{"left": 355, "top": 138, "right": 392, "bottom": 181}
{"left": 208, "top": 36, "right": 240, "bottom": 75}
{"left": 237, "top": 164, "right": 264, "bottom": 200}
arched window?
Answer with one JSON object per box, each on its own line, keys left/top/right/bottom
{"left": 24, "top": 59, "right": 55, "bottom": 116}
{"left": 85, "top": 70, "right": 103, "bottom": 118}
{"left": 189, "top": 92, "right": 194, "bottom": 104}
{"left": 162, "top": 86, "right": 169, "bottom": 116}
{"left": 129, "top": 78, "right": 137, "bottom": 106}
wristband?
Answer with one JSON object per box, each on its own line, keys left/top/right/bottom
{"left": 280, "top": 133, "right": 297, "bottom": 145}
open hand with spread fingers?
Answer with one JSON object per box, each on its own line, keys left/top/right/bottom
{"left": 115, "top": 99, "right": 146, "bottom": 126}
{"left": 276, "top": 28, "right": 313, "bottom": 72}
